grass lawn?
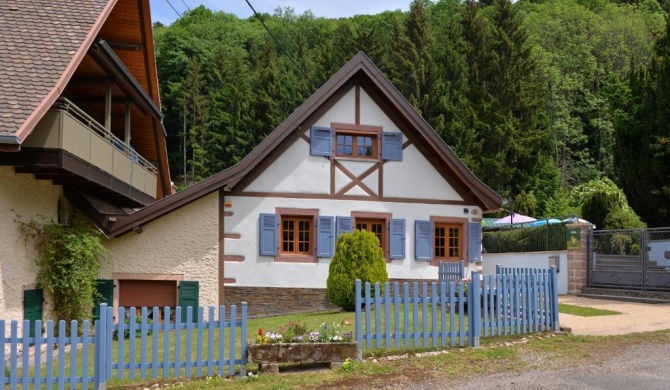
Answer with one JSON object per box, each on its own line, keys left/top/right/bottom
{"left": 108, "top": 329, "right": 670, "bottom": 389}
{"left": 558, "top": 303, "right": 622, "bottom": 317}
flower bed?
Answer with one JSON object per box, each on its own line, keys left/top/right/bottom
{"left": 248, "top": 321, "right": 358, "bottom": 373}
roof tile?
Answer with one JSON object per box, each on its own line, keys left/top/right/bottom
{"left": 0, "top": 0, "right": 110, "bottom": 136}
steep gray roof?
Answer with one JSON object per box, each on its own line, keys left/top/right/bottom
{"left": 0, "top": 0, "right": 112, "bottom": 143}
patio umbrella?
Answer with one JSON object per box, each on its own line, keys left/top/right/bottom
{"left": 527, "top": 218, "right": 562, "bottom": 227}
{"left": 493, "top": 213, "right": 537, "bottom": 225}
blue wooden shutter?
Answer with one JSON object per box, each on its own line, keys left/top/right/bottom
{"left": 382, "top": 132, "right": 403, "bottom": 161}
{"left": 415, "top": 220, "right": 433, "bottom": 260}
{"left": 259, "top": 213, "right": 278, "bottom": 256}
{"left": 310, "top": 126, "right": 332, "bottom": 156}
{"left": 317, "top": 216, "right": 335, "bottom": 257}
{"left": 389, "top": 218, "right": 406, "bottom": 259}
{"left": 336, "top": 216, "right": 353, "bottom": 239}
{"left": 468, "top": 222, "right": 482, "bottom": 261}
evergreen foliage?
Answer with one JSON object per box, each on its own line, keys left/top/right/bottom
{"left": 326, "top": 230, "right": 388, "bottom": 312}
{"left": 15, "top": 215, "right": 106, "bottom": 329}
{"left": 570, "top": 177, "right": 644, "bottom": 229}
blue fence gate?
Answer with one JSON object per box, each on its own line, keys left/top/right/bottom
{"left": 1, "top": 303, "right": 247, "bottom": 389}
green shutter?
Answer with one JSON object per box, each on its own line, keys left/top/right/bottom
{"left": 93, "top": 279, "right": 114, "bottom": 320}
{"left": 23, "top": 289, "right": 43, "bottom": 338}
{"left": 179, "top": 281, "right": 199, "bottom": 323}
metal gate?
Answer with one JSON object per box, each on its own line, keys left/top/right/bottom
{"left": 588, "top": 228, "right": 670, "bottom": 291}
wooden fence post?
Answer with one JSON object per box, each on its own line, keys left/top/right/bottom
{"left": 355, "top": 280, "right": 362, "bottom": 361}
{"left": 94, "top": 303, "right": 107, "bottom": 390}
{"left": 240, "top": 302, "right": 248, "bottom": 377}
{"left": 550, "top": 266, "right": 560, "bottom": 330}
{"left": 468, "top": 271, "right": 481, "bottom": 347}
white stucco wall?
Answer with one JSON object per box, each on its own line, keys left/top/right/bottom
{"left": 482, "top": 252, "right": 568, "bottom": 295}
{"left": 384, "top": 145, "right": 463, "bottom": 200}
{"left": 104, "top": 192, "right": 220, "bottom": 310}
{"left": 244, "top": 140, "right": 330, "bottom": 194}
{"left": 0, "top": 166, "right": 62, "bottom": 321}
{"left": 313, "top": 87, "right": 356, "bottom": 127}
{"left": 224, "top": 195, "right": 479, "bottom": 289}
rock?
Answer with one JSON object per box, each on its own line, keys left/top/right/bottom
{"left": 152, "top": 384, "right": 160, "bottom": 388}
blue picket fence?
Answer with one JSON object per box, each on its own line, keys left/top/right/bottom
{"left": 477, "top": 267, "right": 559, "bottom": 338}
{"left": 1, "top": 303, "right": 247, "bottom": 389}
{"left": 355, "top": 280, "right": 470, "bottom": 350}
{"left": 438, "top": 260, "right": 465, "bottom": 286}
{"left": 355, "top": 266, "right": 560, "bottom": 353}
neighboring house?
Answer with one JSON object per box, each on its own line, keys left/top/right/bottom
{"left": 0, "top": 0, "right": 172, "bottom": 325}
{"left": 85, "top": 52, "right": 502, "bottom": 318}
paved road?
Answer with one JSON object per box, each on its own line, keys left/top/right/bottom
{"left": 444, "top": 343, "right": 670, "bottom": 390}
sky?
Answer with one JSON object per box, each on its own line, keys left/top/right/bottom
{"left": 149, "top": 0, "right": 413, "bottom": 25}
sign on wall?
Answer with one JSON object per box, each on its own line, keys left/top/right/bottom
{"left": 567, "top": 228, "right": 581, "bottom": 250}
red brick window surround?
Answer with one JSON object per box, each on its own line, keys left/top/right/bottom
{"left": 276, "top": 208, "right": 319, "bottom": 263}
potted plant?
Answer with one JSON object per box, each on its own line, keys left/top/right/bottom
{"left": 247, "top": 321, "right": 358, "bottom": 373}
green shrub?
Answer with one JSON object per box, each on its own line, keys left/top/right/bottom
{"left": 112, "top": 315, "right": 153, "bottom": 340}
{"left": 482, "top": 224, "right": 567, "bottom": 253}
{"left": 326, "top": 230, "right": 388, "bottom": 311}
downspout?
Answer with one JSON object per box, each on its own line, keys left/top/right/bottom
{"left": 218, "top": 189, "right": 226, "bottom": 306}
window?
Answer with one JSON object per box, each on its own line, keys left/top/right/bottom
{"left": 356, "top": 219, "right": 385, "bottom": 249}
{"left": 281, "top": 216, "right": 313, "bottom": 255}
{"left": 336, "top": 133, "right": 376, "bottom": 158}
{"left": 435, "top": 223, "right": 462, "bottom": 260}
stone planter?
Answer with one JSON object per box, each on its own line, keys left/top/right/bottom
{"left": 247, "top": 342, "right": 358, "bottom": 373}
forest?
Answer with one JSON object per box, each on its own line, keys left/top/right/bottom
{"left": 153, "top": 0, "right": 670, "bottom": 228}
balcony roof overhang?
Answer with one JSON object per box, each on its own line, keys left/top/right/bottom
{"left": 88, "top": 40, "right": 163, "bottom": 122}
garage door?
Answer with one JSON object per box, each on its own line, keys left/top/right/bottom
{"left": 119, "top": 280, "right": 177, "bottom": 309}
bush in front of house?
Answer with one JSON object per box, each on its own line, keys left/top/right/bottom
{"left": 326, "top": 230, "right": 388, "bottom": 311}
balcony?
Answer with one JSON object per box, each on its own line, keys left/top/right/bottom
{"left": 12, "top": 98, "right": 157, "bottom": 206}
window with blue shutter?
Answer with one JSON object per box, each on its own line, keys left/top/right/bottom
{"left": 381, "top": 132, "right": 403, "bottom": 161}
{"left": 310, "top": 126, "right": 333, "bottom": 156}
{"left": 468, "top": 222, "right": 482, "bottom": 261}
{"left": 389, "top": 219, "right": 406, "bottom": 259}
{"left": 316, "top": 216, "right": 335, "bottom": 257}
{"left": 415, "top": 220, "right": 433, "bottom": 260}
{"left": 259, "top": 213, "right": 278, "bottom": 256}
{"left": 336, "top": 216, "right": 353, "bottom": 239}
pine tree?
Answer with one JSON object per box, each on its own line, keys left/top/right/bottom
{"left": 614, "top": 11, "right": 670, "bottom": 227}
{"left": 390, "top": 0, "right": 446, "bottom": 135}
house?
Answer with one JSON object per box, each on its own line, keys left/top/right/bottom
{"left": 86, "top": 52, "right": 502, "bottom": 318}
{"left": 0, "top": 0, "right": 172, "bottom": 325}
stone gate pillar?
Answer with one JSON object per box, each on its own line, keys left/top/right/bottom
{"left": 566, "top": 223, "right": 594, "bottom": 294}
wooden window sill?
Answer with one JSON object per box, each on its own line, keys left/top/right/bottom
{"left": 275, "top": 254, "right": 318, "bottom": 263}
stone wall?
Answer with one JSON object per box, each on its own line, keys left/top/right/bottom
{"left": 566, "top": 223, "right": 592, "bottom": 294}
{"left": 223, "top": 286, "right": 338, "bottom": 318}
